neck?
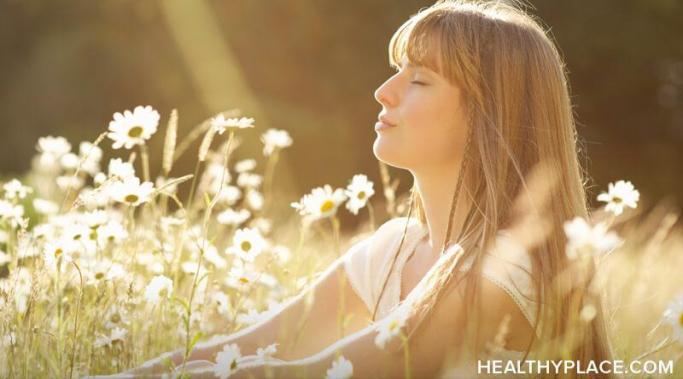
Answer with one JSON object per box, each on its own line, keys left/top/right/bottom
{"left": 411, "top": 161, "right": 470, "bottom": 258}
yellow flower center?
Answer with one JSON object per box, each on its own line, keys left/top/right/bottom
{"left": 110, "top": 313, "right": 121, "bottom": 324}
{"left": 54, "top": 248, "right": 63, "bottom": 258}
{"left": 239, "top": 276, "right": 250, "bottom": 284}
{"left": 95, "top": 272, "right": 105, "bottom": 280}
{"left": 125, "top": 194, "right": 139, "bottom": 203}
{"left": 357, "top": 191, "right": 366, "bottom": 200}
{"left": 241, "top": 241, "right": 252, "bottom": 252}
{"left": 128, "top": 126, "right": 144, "bottom": 138}
{"left": 612, "top": 196, "right": 622, "bottom": 204}
{"left": 320, "top": 200, "right": 334, "bottom": 213}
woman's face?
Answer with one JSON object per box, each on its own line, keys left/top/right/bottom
{"left": 373, "top": 56, "right": 469, "bottom": 171}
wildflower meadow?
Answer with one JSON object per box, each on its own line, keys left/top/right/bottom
{"left": 0, "top": 105, "right": 682, "bottom": 378}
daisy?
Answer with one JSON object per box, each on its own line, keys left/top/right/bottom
{"left": 33, "top": 198, "right": 59, "bottom": 215}
{"left": 234, "top": 159, "right": 257, "bottom": 173}
{"left": 237, "top": 172, "right": 263, "bottom": 189}
{"left": 60, "top": 153, "right": 80, "bottom": 171}
{"left": 43, "top": 240, "right": 75, "bottom": 269}
{"left": 214, "top": 343, "right": 242, "bottom": 379}
{"left": 107, "top": 176, "right": 155, "bottom": 207}
{"left": 597, "top": 180, "right": 640, "bottom": 216}
{"left": 375, "top": 306, "right": 409, "bottom": 349}
{"left": 255, "top": 343, "right": 279, "bottom": 361}
{"left": 144, "top": 275, "right": 174, "bottom": 304}
{"left": 662, "top": 294, "right": 683, "bottom": 345}
{"left": 224, "top": 259, "right": 259, "bottom": 290}
{"left": 217, "top": 208, "right": 251, "bottom": 226}
{"left": 36, "top": 136, "right": 71, "bottom": 157}
{"left": 227, "top": 228, "right": 266, "bottom": 262}
{"left": 211, "top": 115, "right": 255, "bottom": 134}
{"left": 104, "top": 304, "right": 129, "bottom": 330}
{"left": 344, "top": 174, "right": 375, "bottom": 215}
{"left": 211, "top": 291, "right": 232, "bottom": 316}
{"left": 325, "top": 355, "right": 353, "bottom": 379}
{"left": 245, "top": 189, "right": 264, "bottom": 211}
{"left": 0, "top": 200, "right": 25, "bottom": 227}
{"left": 107, "top": 105, "right": 160, "bottom": 149}
{"left": 563, "top": 217, "right": 623, "bottom": 260}
{"left": 260, "top": 128, "right": 293, "bottom": 157}
{"left": 291, "top": 185, "right": 347, "bottom": 222}
{"left": 3, "top": 179, "right": 33, "bottom": 201}
{"left": 107, "top": 158, "right": 136, "bottom": 181}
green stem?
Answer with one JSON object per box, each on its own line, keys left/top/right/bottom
{"left": 400, "top": 333, "right": 412, "bottom": 379}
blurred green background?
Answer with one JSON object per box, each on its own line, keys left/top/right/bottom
{"left": 0, "top": 0, "right": 681, "bottom": 227}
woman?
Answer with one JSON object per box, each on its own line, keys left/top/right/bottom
{"left": 109, "top": 0, "right": 614, "bottom": 377}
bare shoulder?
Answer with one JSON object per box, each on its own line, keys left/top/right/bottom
{"left": 416, "top": 269, "right": 535, "bottom": 356}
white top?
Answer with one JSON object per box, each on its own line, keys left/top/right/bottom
{"left": 342, "top": 217, "right": 541, "bottom": 361}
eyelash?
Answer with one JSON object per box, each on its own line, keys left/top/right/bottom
{"left": 411, "top": 81, "right": 426, "bottom": 86}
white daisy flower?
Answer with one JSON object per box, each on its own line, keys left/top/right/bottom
{"left": 215, "top": 186, "right": 242, "bottom": 206}
{"left": 213, "top": 343, "right": 242, "bottom": 379}
{"left": 663, "top": 294, "right": 683, "bottom": 345}
{"left": 104, "top": 305, "right": 129, "bottom": 330}
{"left": 144, "top": 275, "right": 174, "bottom": 304}
{"left": 3, "top": 179, "right": 33, "bottom": 201}
{"left": 98, "top": 220, "right": 127, "bottom": 246}
{"left": 249, "top": 217, "right": 272, "bottom": 235}
{"left": 226, "top": 228, "right": 266, "bottom": 262}
{"left": 43, "top": 239, "right": 76, "bottom": 269}
{"left": 260, "top": 129, "right": 292, "bottom": 157}
{"left": 60, "top": 152, "right": 80, "bottom": 171}
{"left": 563, "top": 217, "right": 623, "bottom": 260}
{"left": 107, "top": 105, "right": 160, "bottom": 149}
{"left": 597, "top": 180, "right": 640, "bottom": 216}
{"left": 325, "top": 355, "right": 353, "bottom": 379}
{"left": 36, "top": 136, "right": 71, "bottom": 157}
{"left": 107, "top": 158, "right": 136, "bottom": 181}
{"left": 0, "top": 200, "right": 25, "bottom": 228}
{"left": 217, "top": 208, "right": 251, "bottom": 226}
{"left": 234, "top": 159, "right": 257, "bottom": 173}
{"left": 237, "top": 172, "right": 263, "bottom": 189}
{"left": 245, "top": 189, "right": 264, "bottom": 211}
{"left": 211, "top": 115, "right": 255, "bottom": 135}
{"left": 255, "top": 343, "right": 279, "bottom": 361}
{"left": 374, "top": 307, "right": 409, "bottom": 350}
{"left": 225, "top": 259, "right": 259, "bottom": 290}
{"left": 291, "top": 185, "right": 347, "bottom": 222}
{"left": 33, "top": 198, "right": 59, "bottom": 215}
{"left": 211, "top": 291, "right": 232, "bottom": 316}
{"left": 344, "top": 174, "right": 375, "bottom": 215}
{"left": 107, "top": 176, "right": 155, "bottom": 207}
{"left": 56, "top": 175, "right": 84, "bottom": 191}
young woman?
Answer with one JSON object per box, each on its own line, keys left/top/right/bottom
{"left": 104, "top": 0, "right": 614, "bottom": 377}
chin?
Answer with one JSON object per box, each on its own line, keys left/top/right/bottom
{"left": 373, "top": 137, "right": 411, "bottom": 170}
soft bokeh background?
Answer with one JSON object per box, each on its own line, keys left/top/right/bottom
{"left": 1, "top": 0, "right": 682, "bottom": 228}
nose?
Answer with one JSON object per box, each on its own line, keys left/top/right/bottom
{"left": 374, "top": 77, "right": 396, "bottom": 108}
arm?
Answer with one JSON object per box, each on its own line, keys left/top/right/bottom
{"left": 125, "top": 240, "right": 373, "bottom": 375}
{"left": 222, "top": 275, "right": 532, "bottom": 379}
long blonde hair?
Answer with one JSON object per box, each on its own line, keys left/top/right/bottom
{"left": 377, "top": 1, "right": 615, "bottom": 376}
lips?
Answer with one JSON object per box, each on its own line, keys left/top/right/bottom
{"left": 375, "top": 115, "right": 398, "bottom": 131}
{"left": 378, "top": 116, "right": 398, "bottom": 127}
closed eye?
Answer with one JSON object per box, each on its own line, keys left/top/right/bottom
{"left": 411, "top": 81, "right": 427, "bottom": 86}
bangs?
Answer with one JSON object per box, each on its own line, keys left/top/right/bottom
{"left": 388, "top": 12, "right": 449, "bottom": 77}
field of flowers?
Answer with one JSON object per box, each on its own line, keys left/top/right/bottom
{"left": 0, "top": 105, "right": 682, "bottom": 378}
